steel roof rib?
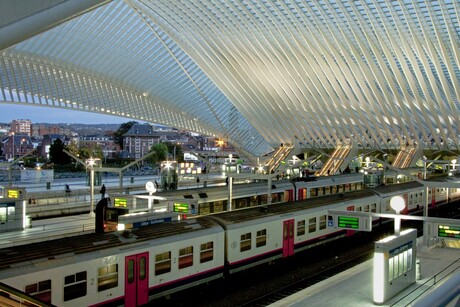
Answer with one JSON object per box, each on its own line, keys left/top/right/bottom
{"left": 1, "top": 0, "right": 460, "bottom": 158}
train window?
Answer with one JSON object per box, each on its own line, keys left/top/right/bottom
{"left": 310, "top": 188, "right": 318, "bottom": 197}
{"left": 308, "top": 218, "right": 316, "bottom": 233}
{"left": 371, "top": 204, "right": 377, "bottom": 213}
{"left": 319, "top": 215, "right": 327, "bottom": 230}
{"left": 297, "top": 220, "right": 305, "bottom": 236}
{"left": 200, "top": 242, "right": 214, "bottom": 263}
{"left": 256, "top": 229, "right": 267, "bottom": 247}
{"left": 364, "top": 205, "right": 369, "bottom": 212}
{"left": 240, "top": 233, "right": 252, "bottom": 252}
{"left": 271, "top": 193, "right": 280, "bottom": 203}
{"left": 199, "top": 203, "right": 211, "bottom": 215}
{"left": 179, "top": 246, "right": 194, "bottom": 269}
{"left": 155, "top": 251, "right": 171, "bottom": 275}
{"left": 260, "top": 195, "right": 268, "bottom": 205}
{"left": 250, "top": 196, "right": 259, "bottom": 206}
{"left": 63, "top": 271, "right": 87, "bottom": 301}
{"left": 214, "top": 201, "right": 225, "bottom": 213}
{"left": 25, "top": 280, "right": 51, "bottom": 304}
{"left": 356, "top": 207, "right": 362, "bottom": 211}
{"left": 139, "top": 256, "right": 147, "bottom": 280}
{"left": 98, "top": 264, "right": 118, "bottom": 291}
{"left": 127, "top": 260, "right": 134, "bottom": 283}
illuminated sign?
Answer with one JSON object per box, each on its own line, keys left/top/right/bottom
{"left": 173, "top": 203, "right": 188, "bottom": 213}
{"left": 114, "top": 198, "right": 127, "bottom": 207}
{"left": 338, "top": 216, "right": 359, "bottom": 229}
{"left": 438, "top": 225, "right": 460, "bottom": 239}
{"left": 7, "top": 190, "right": 20, "bottom": 199}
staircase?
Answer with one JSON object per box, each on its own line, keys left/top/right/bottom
{"left": 266, "top": 143, "right": 294, "bottom": 173}
{"left": 392, "top": 145, "right": 418, "bottom": 169}
{"left": 316, "top": 144, "right": 353, "bottom": 176}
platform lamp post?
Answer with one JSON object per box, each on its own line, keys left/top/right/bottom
{"left": 86, "top": 157, "right": 97, "bottom": 217}
{"left": 390, "top": 195, "right": 406, "bottom": 236}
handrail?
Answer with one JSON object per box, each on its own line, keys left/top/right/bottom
{"left": 390, "top": 256, "right": 460, "bottom": 306}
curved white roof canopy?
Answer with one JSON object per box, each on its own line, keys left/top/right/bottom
{"left": 1, "top": 0, "right": 460, "bottom": 160}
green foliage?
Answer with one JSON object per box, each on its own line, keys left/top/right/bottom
{"left": 49, "top": 139, "right": 72, "bottom": 165}
{"left": 150, "top": 143, "right": 168, "bottom": 164}
{"left": 112, "top": 121, "right": 138, "bottom": 150}
{"left": 164, "top": 142, "right": 184, "bottom": 163}
{"left": 79, "top": 147, "right": 103, "bottom": 160}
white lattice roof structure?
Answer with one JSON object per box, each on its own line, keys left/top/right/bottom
{"left": 1, "top": 1, "right": 460, "bottom": 161}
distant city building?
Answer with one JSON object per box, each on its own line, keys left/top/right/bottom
{"left": 11, "top": 119, "right": 32, "bottom": 136}
{"left": 2, "top": 133, "right": 34, "bottom": 160}
{"left": 80, "top": 135, "right": 120, "bottom": 160}
{"left": 31, "top": 124, "right": 72, "bottom": 138}
{"left": 38, "top": 134, "right": 67, "bottom": 159}
{"left": 123, "top": 124, "right": 170, "bottom": 159}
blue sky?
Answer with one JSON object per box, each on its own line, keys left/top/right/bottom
{"left": 0, "top": 103, "right": 130, "bottom": 125}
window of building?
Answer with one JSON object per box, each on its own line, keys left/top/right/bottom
{"left": 256, "top": 229, "right": 267, "bottom": 247}
{"left": 155, "top": 251, "right": 171, "bottom": 275}
{"left": 297, "top": 220, "right": 305, "bottom": 236}
{"left": 64, "top": 271, "right": 87, "bottom": 301}
{"left": 179, "top": 246, "right": 193, "bottom": 269}
{"left": 308, "top": 217, "right": 316, "bottom": 233}
{"left": 200, "top": 242, "right": 214, "bottom": 263}
{"left": 240, "top": 233, "right": 252, "bottom": 252}
{"left": 98, "top": 264, "right": 118, "bottom": 292}
{"left": 25, "top": 280, "right": 51, "bottom": 304}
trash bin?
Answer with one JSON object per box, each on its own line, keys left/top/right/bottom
{"left": 46, "top": 182, "right": 51, "bottom": 189}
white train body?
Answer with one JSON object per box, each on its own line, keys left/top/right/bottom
{"left": 0, "top": 179, "right": 458, "bottom": 306}
{"left": 0, "top": 220, "right": 225, "bottom": 307}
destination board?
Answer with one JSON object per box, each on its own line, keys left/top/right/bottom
{"left": 338, "top": 216, "right": 359, "bottom": 229}
{"left": 173, "top": 203, "right": 188, "bottom": 213}
{"left": 438, "top": 224, "right": 460, "bottom": 239}
{"left": 114, "top": 198, "right": 127, "bottom": 207}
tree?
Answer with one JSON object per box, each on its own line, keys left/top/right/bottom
{"left": 150, "top": 143, "right": 168, "bottom": 165}
{"left": 164, "top": 142, "right": 184, "bottom": 163}
{"left": 49, "top": 139, "right": 72, "bottom": 165}
{"left": 112, "top": 121, "right": 138, "bottom": 150}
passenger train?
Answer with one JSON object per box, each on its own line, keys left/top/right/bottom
{"left": 0, "top": 179, "right": 458, "bottom": 307}
{"left": 150, "top": 172, "right": 366, "bottom": 214}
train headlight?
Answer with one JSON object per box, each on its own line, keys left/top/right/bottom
{"left": 117, "top": 224, "right": 126, "bottom": 231}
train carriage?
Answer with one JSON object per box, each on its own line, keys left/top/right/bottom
{"left": 205, "top": 189, "right": 379, "bottom": 274}
{"left": 0, "top": 219, "right": 225, "bottom": 307}
{"left": 293, "top": 173, "right": 364, "bottom": 200}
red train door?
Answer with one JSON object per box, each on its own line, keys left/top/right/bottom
{"left": 125, "top": 252, "right": 149, "bottom": 307}
{"left": 282, "top": 219, "right": 295, "bottom": 257}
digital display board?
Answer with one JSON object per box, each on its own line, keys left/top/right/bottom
{"left": 338, "top": 216, "right": 359, "bottom": 229}
{"left": 173, "top": 203, "right": 188, "bottom": 213}
{"left": 114, "top": 198, "right": 127, "bottom": 207}
{"left": 438, "top": 225, "right": 460, "bottom": 239}
{"left": 7, "top": 189, "right": 20, "bottom": 199}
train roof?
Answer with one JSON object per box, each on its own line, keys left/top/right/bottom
{"left": 152, "top": 180, "right": 294, "bottom": 201}
{"left": 0, "top": 218, "right": 218, "bottom": 271}
{"left": 204, "top": 189, "right": 376, "bottom": 226}
{"left": 369, "top": 181, "right": 424, "bottom": 195}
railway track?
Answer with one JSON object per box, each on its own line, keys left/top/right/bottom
{"left": 238, "top": 249, "right": 374, "bottom": 307}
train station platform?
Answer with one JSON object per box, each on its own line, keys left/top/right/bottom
{"left": 270, "top": 240, "right": 460, "bottom": 307}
